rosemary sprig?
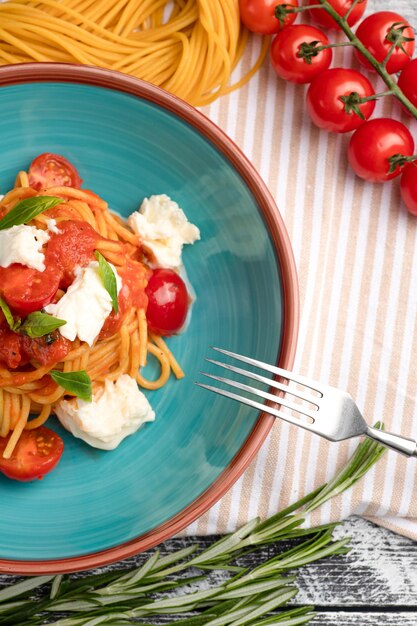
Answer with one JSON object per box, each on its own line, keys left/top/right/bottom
{"left": 0, "top": 428, "right": 385, "bottom": 625}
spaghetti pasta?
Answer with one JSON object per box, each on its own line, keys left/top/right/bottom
{"left": 0, "top": 0, "right": 268, "bottom": 106}
{"left": 0, "top": 156, "right": 189, "bottom": 466}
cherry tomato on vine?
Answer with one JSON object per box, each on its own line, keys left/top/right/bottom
{"left": 306, "top": 68, "right": 375, "bottom": 133}
{"left": 355, "top": 12, "right": 415, "bottom": 75}
{"left": 348, "top": 118, "right": 414, "bottom": 183}
{"left": 270, "top": 25, "right": 332, "bottom": 84}
{"left": 398, "top": 59, "right": 417, "bottom": 115}
{"left": 145, "top": 269, "right": 189, "bottom": 336}
{"left": 400, "top": 163, "right": 417, "bottom": 215}
{"left": 308, "top": 0, "right": 367, "bottom": 30}
{"left": 239, "top": 0, "right": 298, "bottom": 35}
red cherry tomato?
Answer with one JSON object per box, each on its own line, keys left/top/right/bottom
{"left": 0, "top": 263, "right": 61, "bottom": 315}
{"left": 0, "top": 426, "right": 64, "bottom": 481}
{"left": 239, "top": 0, "right": 298, "bottom": 35}
{"left": 306, "top": 68, "right": 375, "bottom": 133}
{"left": 145, "top": 269, "right": 188, "bottom": 336}
{"left": 348, "top": 118, "right": 415, "bottom": 183}
{"left": 355, "top": 12, "right": 415, "bottom": 75}
{"left": 308, "top": 0, "right": 367, "bottom": 29}
{"left": 400, "top": 163, "right": 417, "bottom": 215}
{"left": 28, "top": 153, "right": 83, "bottom": 191}
{"left": 398, "top": 59, "right": 417, "bottom": 116}
{"left": 270, "top": 25, "right": 332, "bottom": 84}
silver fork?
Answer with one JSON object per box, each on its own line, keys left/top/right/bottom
{"left": 196, "top": 347, "right": 417, "bottom": 458}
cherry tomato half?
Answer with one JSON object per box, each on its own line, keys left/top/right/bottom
{"left": 398, "top": 59, "right": 417, "bottom": 116}
{"left": 355, "top": 12, "right": 415, "bottom": 75}
{"left": 239, "top": 0, "right": 298, "bottom": 35}
{"left": 306, "top": 68, "right": 375, "bottom": 133}
{"left": 400, "top": 163, "right": 417, "bottom": 215}
{"left": 308, "top": 0, "right": 367, "bottom": 29}
{"left": 0, "top": 262, "right": 61, "bottom": 316}
{"left": 0, "top": 426, "right": 64, "bottom": 481}
{"left": 348, "top": 118, "right": 415, "bottom": 183}
{"left": 145, "top": 269, "right": 188, "bottom": 336}
{"left": 28, "top": 153, "right": 83, "bottom": 191}
{"left": 270, "top": 25, "right": 332, "bottom": 84}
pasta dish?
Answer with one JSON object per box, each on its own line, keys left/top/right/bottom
{"left": 0, "top": 153, "right": 200, "bottom": 481}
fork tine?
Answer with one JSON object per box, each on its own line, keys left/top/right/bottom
{"left": 195, "top": 382, "right": 319, "bottom": 434}
{"left": 211, "top": 347, "right": 322, "bottom": 394}
{"left": 201, "top": 372, "right": 317, "bottom": 421}
{"left": 206, "top": 358, "right": 317, "bottom": 406}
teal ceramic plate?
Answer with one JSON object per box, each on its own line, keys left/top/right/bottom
{"left": 0, "top": 64, "right": 298, "bottom": 574}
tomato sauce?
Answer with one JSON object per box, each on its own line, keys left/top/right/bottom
{"left": 45, "top": 220, "right": 101, "bottom": 288}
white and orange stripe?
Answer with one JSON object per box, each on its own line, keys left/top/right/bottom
{"left": 186, "top": 0, "right": 417, "bottom": 540}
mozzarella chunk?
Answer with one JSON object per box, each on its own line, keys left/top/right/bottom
{"left": 55, "top": 375, "right": 155, "bottom": 450}
{"left": 0, "top": 224, "right": 49, "bottom": 271}
{"left": 46, "top": 218, "right": 59, "bottom": 234}
{"left": 45, "top": 261, "right": 121, "bottom": 346}
{"left": 128, "top": 194, "right": 200, "bottom": 269}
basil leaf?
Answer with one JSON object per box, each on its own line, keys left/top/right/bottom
{"left": 50, "top": 370, "right": 92, "bottom": 402}
{"left": 94, "top": 250, "right": 119, "bottom": 313}
{"left": 19, "top": 311, "right": 66, "bottom": 338}
{"left": 0, "top": 297, "right": 21, "bottom": 331}
{"left": 0, "top": 196, "right": 62, "bottom": 230}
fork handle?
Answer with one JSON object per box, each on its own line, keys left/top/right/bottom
{"left": 366, "top": 426, "right": 417, "bottom": 457}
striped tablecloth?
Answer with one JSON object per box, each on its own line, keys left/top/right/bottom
{"left": 185, "top": 0, "right": 417, "bottom": 541}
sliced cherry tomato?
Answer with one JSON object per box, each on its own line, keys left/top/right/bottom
{"left": 100, "top": 260, "right": 151, "bottom": 339}
{"left": 348, "top": 118, "right": 415, "bottom": 183}
{"left": 398, "top": 59, "right": 417, "bottom": 116}
{"left": 270, "top": 25, "right": 332, "bottom": 84}
{"left": 0, "top": 324, "right": 22, "bottom": 369}
{"left": 239, "top": 0, "right": 298, "bottom": 35}
{"left": 45, "top": 220, "right": 100, "bottom": 288}
{"left": 0, "top": 263, "right": 61, "bottom": 316}
{"left": 400, "top": 162, "right": 417, "bottom": 215}
{"left": 145, "top": 269, "right": 188, "bottom": 336}
{"left": 0, "top": 426, "right": 64, "bottom": 481}
{"left": 355, "top": 12, "right": 415, "bottom": 75}
{"left": 21, "top": 332, "right": 72, "bottom": 366}
{"left": 308, "top": 0, "right": 367, "bottom": 29}
{"left": 28, "top": 153, "right": 82, "bottom": 191}
{"left": 306, "top": 68, "right": 375, "bottom": 133}
{"left": 99, "top": 282, "right": 131, "bottom": 340}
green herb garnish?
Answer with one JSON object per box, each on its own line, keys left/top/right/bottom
{"left": 0, "top": 195, "right": 62, "bottom": 230}
{"left": 0, "top": 428, "right": 385, "bottom": 625}
{"left": 0, "top": 296, "right": 20, "bottom": 331}
{"left": 19, "top": 311, "right": 66, "bottom": 338}
{"left": 0, "top": 301, "right": 66, "bottom": 339}
{"left": 94, "top": 250, "right": 119, "bottom": 313}
{"left": 50, "top": 370, "right": 92, "bottom": 402}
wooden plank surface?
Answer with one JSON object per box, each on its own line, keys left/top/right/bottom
{"left": 1, "top": 516, "right": 416, "bottom": 623}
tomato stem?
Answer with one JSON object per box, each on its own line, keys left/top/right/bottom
{"left": 388, "top": 153, "right": 417, "bottom": 174}
{"left": 359, "top": 90, "right": 394, "bottom": 102}
{"left": 317, "top": 0, "right": 417, "bottom": 120}
{"left": 297, "top": 40, "right": 354, "bottom": 63}
{"left": 342, "top": 0, "right": 363, "bottom": 24}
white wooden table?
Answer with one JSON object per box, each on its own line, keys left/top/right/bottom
{"left": 2, "top": 516, "right": 414, "bottom": 624}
